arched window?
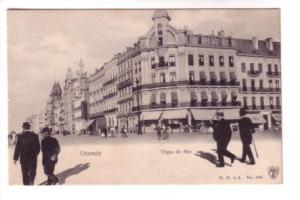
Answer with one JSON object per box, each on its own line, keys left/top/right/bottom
{"left": 157, "top": 23, "right": 163, "bottom": 35}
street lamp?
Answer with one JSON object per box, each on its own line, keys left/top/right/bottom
{"left": 135, "top": 78, "right": 142, "bottom": 135}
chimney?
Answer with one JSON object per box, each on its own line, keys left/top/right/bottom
{"left": 252, "top": 36, "right": 258, "bottom": 50}
{"left": 266, "top": 38, "right": 274, "bottom": 51}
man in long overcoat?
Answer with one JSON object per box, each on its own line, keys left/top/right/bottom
{"left": 41, "top": 127, "right": 61, "bottom": 185}
{"left": 213, "top": 111, "right": 236, "bottom": 167}
{"left": 13, "top": 122, "right": 40, "bottom": 185}
{"left": 238, "top": 108, "right": 255, "bottom": 165}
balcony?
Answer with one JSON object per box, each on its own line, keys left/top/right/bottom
{"left": 103, "top": 108, "right": 118, "bottom": 114}
{"left": 103, "top": 92, "right": 117, "bottom": 100}
{"left": 266, "top": 71, "right": 281, "bottom": 77}
{"left": 247, "top": 70, "right": 261, "bottom": 77}
{"left": 132, "top": 80, "right": 240, "bottom": 91}
{"left": 244, "top": 105, "right": 281, "bottom": 111}
{"left": 241, "top": 87, "right": 281, "bottom": 93}
{"left": 132, "top": 101, "right": 241, "bottom": 111}
{"left": 103, "top": 78, "right": 117, "bottom": 87}
{"left": 117, "top": 79, "right": 132, "bottom": 90}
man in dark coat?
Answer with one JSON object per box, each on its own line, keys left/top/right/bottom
{"left": 41, "top": 127, "right": 61, "bottom": 185}
{"left": 213, "top": 111, "right": 236, "bottom": 167}
{"left": 238, "top": 108, "right": 255, "bottom": 165}
{"left": 13, "top": 122, "right": 40, "bottom": 185}
{"left": 155, "top": 123, "right": 162, "bottom": 140}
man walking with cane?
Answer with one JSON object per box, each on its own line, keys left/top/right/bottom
{"left": 13, "top": 122, "right": 40, "bottom": 185}
{"left": 213, "top": 111, "right": 236, "bottom": 167}
{"left": 238, "top": 108, "right": 256, "bottom": 165}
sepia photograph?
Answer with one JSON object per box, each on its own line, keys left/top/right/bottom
{"left": 7, "top": 9, "right": 282, "bottom": 185}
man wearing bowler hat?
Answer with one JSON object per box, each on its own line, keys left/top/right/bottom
{"left": 41, "top": 127, "right": 60, "bottom": 185}
{"left": 238, "top": 108, "right": 255, "bottom": 165}
{"left": 212, "top": 111, "right": 236, "bottom": 167}
{"left": 13, "top": 122, "right": 40, "bottom": 185}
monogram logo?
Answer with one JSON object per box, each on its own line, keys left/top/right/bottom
{"left": 268, "top": 166, "right": 280, "bottom": 179}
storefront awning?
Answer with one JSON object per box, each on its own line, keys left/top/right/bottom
{"left": 141, "top": 111, "right": 162, "bottom": 121}
{"left": 86, "top": 120, "right": 96, "bottom": 129}
{"left": 245, "top": 114, "right": 266, "bottom": 124}
{"left": 271, "top": 114, "right": 282, "bottom": 122}
{"left": 191, "top": 109, "right": 217, "bottom": 120}
{"left": 162, "top": 109, "right": 188, "bottom": 120}
{"left": 191, "top": 108, "right": 240, "bottom": 120}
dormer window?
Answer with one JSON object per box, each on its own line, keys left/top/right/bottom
{"left": 158, "top": 23, "right": 163, "bottom": 35}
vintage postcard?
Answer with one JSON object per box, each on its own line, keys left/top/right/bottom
{"left": 7, "top": 9, "right": 282, "bottom": 185}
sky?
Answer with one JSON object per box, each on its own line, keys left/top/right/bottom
{"left": 7, "top": 9, "right": 280, "bottom": 132}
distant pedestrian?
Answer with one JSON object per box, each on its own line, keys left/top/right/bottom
{"left": 155, "top": 124, "right": 162, "bottom": 140}
{"left": 13, "top": 122, "right": 40, "bottom": 185}
{"left": 121, "top": 126, "right": 128, "bottom": 138}
{"left": 162, "top": 125, "right": 169, "bottom": 140}
{"left": 41, "top": 127, "right": 61, "bottom": 185}
{"left": 102, "top": 127, "right": 108, "bottom": 138}
{"left": 212, "top": 111, "right": 236, "bottom": 167}
{"left": 238, "top": 108, "right": 255, "bottom": 165}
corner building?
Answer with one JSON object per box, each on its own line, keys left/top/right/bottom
{"left": 90, "top": 10, "right": 281, "bottom": 133}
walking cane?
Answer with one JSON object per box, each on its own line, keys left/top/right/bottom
{"left": 252, "top": 136, "right": 259, "bottom": 158}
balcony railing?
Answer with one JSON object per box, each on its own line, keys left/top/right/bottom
{"left": 132, "top": 80, "right": 240, "bottom": 91}
{"left": 117, "top": 79, "right": 133, "bottom": 90}
{"left": 243, "top": 105, "right": 281, "bottom": 110}
{"left": 103, "top": 108, "right": 118, "bottom": 114}
{"left": 266, "top": 71, "right": 281, "bottom": 77}
{"left": 247, "top": 70, "right": 261, "bottom": 77}
{"left": 103, "top": 92, "right": 117, "bottom": 100}
{"left": 103, "top": 78, "right": 117, "bottom": 87}
{"left": 241, "top": 87, "right": 281, "bottom": 93}
{"left": 132, "top": 101, "right": 241, "bottom": 111}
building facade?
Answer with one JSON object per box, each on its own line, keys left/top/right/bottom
{"left": 88, "top": 56, "right": 119, "bottom": 133}
{"left": 62, "top": 59, "right": 89, "bottom": 134}
{"left": 87, "top": 10, "right": 280, "bottom": 133}
{"left": 44, "top": 81, "right": 64, "bottom": 133}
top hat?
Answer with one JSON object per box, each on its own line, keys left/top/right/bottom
{"left": 22, "top": 122, "right": 31, "bottom": 129}
{"left": 41, "top": 127, "right": 51, "bottom": 135}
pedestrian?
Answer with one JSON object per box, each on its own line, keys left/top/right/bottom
{"left": 162, "top": 124, "right": 169, "bottom": 140}
{"left": 238, "top": 108, "right": 255, "bottom": 165}
{"left": 212, "top": 111, "right": 236, "bottom": 167}
{"left": 155, "top": 124, "right": 162, "bottom": 140}
{"left": 103, "top": 127, "right": 108, "bottom": 138}
{"left": 41, "top": 127, "right": 61, "bottom": 185}
{"left": 13, "top": 122, "right": 40, "bottom": 185}
{"left": 121, "top": 126, "right": 128, "bottom": 138}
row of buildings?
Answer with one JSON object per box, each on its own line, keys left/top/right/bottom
{"left": 27, "top": 10, "right": 281, "bottom": 134}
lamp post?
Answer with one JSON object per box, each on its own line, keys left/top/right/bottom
{"left": 136, "top": 78, "right": 142, "bottom": 135}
